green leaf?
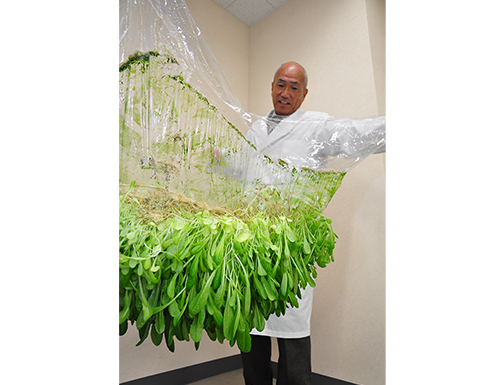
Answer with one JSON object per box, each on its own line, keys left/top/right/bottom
{"left": 223, "top": 304, "right": 235, "bottom": 341}
{"left": 232, "top": 297, "right": 241, "bottom": 340}
{"left": 288, "top": 292, "right": 299, "bottom": 308}
{"left": 280, "top": 273, "right": 288, "bottom": 298}
{"left": 172, "top": 217, "right": 186, "bottom": 231}
{"left": 173, "top": 299, "right": 188, "bottom": 327}
{"left": 119, "top": 320, "right": 128, "bottom": 336}
{"left": 128, "top": 257, "right": 138, "bottom": 269}
{"left": 167, "top": 273, "right": 178, "bottom": 298}
{"left": 119, "top": 291, "right": 131, "bottom": 324}
{"left": 306, "top": 273, "right": 316, "bottom": 288}
{"left": 253, "top": 274, "right": 267, "bottom": 300}
{"left": 190, "top": 313, "right": 204, "bottom": 343}
{"left": 188, "top": 269, "right": 217, "bottom": 317}
{"left": 236, "top": 320, "right": 252, "bottom": 353}
{"left": 284, "top": 238, "right": 290, "bottom": 258}
{"left": 147, "top": 269, "right": 160, "bottom": 285}
{"left": 119, "top": 305, "right": 131, "bottom": 325}
{"left": 151, "top": 322, "right": 163, "bottom": 346}
{"left": 168, "top": 300, "right": 181, "bottom": 318}
{"left": 190, "top": 240, "right": 205, "bottom": 254}
{"left": 243, "top": 284, "right": 251, "bottom": 316}
{"left": 235, "top": 231, "right": 251, "bottom": 243}
{"left": 303, "top": 233, "right": 311, "bottom": 254}
{"left": 285, "top": 227, "right": 297, "bottom": 243}
{"left": 257, "top": 257, "right": 267, "bottom": 276}
{"left": 214, "top": 278, "right": 226, "bottom": 308}
{"left": 135, "top": 319, "right": 153, "bottom": 346}
{"left": 155, "top": 309, "right": 165, "bottom": 334}
{"left": 187, "top": 254, "right": 199, "bottom": 290}
{"left": 213, "top": 233, "right": 226, "bottom": 265}
{"left": 253, "top": 305, "right": 265, "bottom": 332}
{"left": 213, "top": 307, "right": 223, "bottom": 326}
{"left": 262, "top": 276, "right": 277, "bottom": 301}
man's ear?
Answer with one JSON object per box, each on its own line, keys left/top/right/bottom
{"left": 303, "top": 88, "right": 308, "bottom": 99}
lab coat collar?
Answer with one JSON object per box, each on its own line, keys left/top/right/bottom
{"left": 266, "top": 108, "right": 305, "bottom": 143}
{"left": 269, "top": 108, "right": 306, "bottom": 122}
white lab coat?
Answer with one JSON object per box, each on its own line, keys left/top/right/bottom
{"left": 244, "top": 108, "right": 385, "bottom": 338}
{"left": 245, "top": 108, "right": 329, "bottom": 338}
{"left": 246, "top": 109, "right": 330, "bottom": 169}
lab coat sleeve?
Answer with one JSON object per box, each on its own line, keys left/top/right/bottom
{"left": 211, "top": 120, "right": 267, "bottom": 182}
{"left": 320, "top": 115, "right": 386, "bottom": 157}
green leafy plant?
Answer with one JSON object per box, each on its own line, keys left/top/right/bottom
{"left": 119, "top": 182, "right": 337, "bottom": 352}
{"left": 119, "top": 51, "right": 345, "bottom": 352}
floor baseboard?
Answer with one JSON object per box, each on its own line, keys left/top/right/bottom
{"left": 270, "top": 362, "right": 358, "bottom": 385}
{"left": 120, "top": 355, "right": 242, "bottom": 385}
{"left": 121, "top": 354, "right": 358, "bottom": 385}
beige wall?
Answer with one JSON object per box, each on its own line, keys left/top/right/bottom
{"left": 366, "top": 0, "right": 386, "bottom": 115}
{"left": 249, "top": 0, "right": 382, "bottom": 118}
{"left": 315, "top": 155, "right": 386, "bottom": 385}
{"left": 250, "top": 2, "right": 385, "bottom": 384}
{"left": 184, "top": 0, "right": 250, "bottom": 111}
{"left": 120, "top": 1, "right": 385, "bottom": 384}
{"left": 119, "top": 1, "right": 249, "bottom": 382}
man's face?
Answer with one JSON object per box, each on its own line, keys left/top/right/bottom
{"left": 271, "top": 63, "right": 308, "bottom": 116}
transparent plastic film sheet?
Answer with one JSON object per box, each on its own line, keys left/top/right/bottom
{"left": 118, "top": 0, "right": 386, "bottom": 353}
{"left": 119, "top": 0, "right": 385, "bottom": 216}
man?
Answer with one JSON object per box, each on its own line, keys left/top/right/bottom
{"left": 240, "top": 61, "right": 317, "bottom": 385}
{"left": 240, "top": 62, "right": 385, "bottom": 385}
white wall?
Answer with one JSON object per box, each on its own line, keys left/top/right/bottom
{"left": 120, "top": 1, "right": 386, "bottom": 384}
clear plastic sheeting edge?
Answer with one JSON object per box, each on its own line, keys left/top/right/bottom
{"left": 119, "top": 0, "right": 250, "bottom": 132}
{"left": 245, "top": 113, "right": 385, "bottom": 173}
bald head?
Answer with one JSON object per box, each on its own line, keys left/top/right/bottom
{"left": 271, "top": 62, "right": 309, "bottom": 115}
{"left": 273, "top": 62, "right": 308, "bottom": 89}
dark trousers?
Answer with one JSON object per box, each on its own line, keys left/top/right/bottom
{"left": 240, "top": 335, "right": 312, "bottom": 385}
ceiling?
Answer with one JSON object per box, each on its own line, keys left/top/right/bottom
{"left": 212, "top": 0, "right": 289, "bottom": 27}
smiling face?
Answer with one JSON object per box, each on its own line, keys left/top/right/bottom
{"left": 271, "top": 62, "right": 309, "bottom": 116}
